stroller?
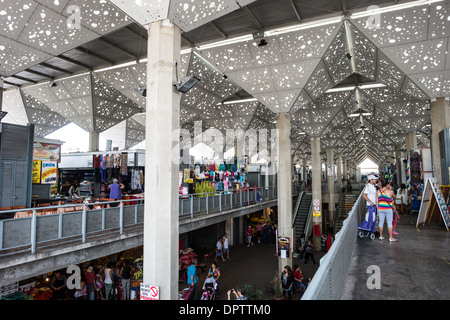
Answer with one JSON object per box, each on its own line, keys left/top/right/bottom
{"left": 358, "top": 205, "right": 377, "bottom": 240}
{"left": 200, "top": 277, "right": 217, "bottom": 300}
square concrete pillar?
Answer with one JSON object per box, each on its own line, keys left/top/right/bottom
{"left": 430, "top": 97, "right": 450, "bottom": 184}
{"left": 143, "top": 19, "right": 181, "bottom": 300}
{"left": 326, "top": 147, "right": 335, "bottom": 224}
{"left": 311, "top": 137, "right": 322, "bottom": 249}
{"left": 336, "top": 153, "right": 342, "bottom": 184}
{"left": 276, "top": 112, "right": 293, "bottom": 269}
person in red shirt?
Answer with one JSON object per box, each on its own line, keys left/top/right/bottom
{"left": 246, "top": 226, "right": 254, "bottom": 247}
{"left": 84, "top": 266, "right": 97, "bottom": 300}
{"left": 293, "top": 265, "right": 306, "bottom": 294}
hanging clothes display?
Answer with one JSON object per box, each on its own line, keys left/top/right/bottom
{"left": 120, "top": 153, "right": 128, "bottom": 175}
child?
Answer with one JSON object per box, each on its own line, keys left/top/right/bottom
{"left": 95, "top": 268, "right": 105, "bottom": 300}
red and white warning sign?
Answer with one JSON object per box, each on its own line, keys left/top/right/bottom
{"left": 140, "top": 283, "right": 159, "bottom": 300}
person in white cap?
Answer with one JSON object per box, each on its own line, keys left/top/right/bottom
{"left": 363, "top": 174, "right": 378, "bottom": 208}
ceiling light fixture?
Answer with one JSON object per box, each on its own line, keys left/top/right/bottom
{"left": 351, "top": 0, "right": 443, "bottom": 19}
{"left": 349, "top": 107, "right": 371, "bottom": 117}
{"left": 221, "top": 98, "right": 258, "bottom": 105}
{"left": 174, "top": 74, "right": 200, "bottom": 93}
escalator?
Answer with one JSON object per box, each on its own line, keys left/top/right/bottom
{"left": 292, "top": 193, "right": 312, "bottom": 242}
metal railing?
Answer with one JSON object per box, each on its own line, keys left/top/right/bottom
{"left": 301, "top": 189, "right": 366, "bottom": 300}
{"left": 178, "top": 186, "right": 280, "bottom": 218}
{"left": 0, "top": 199, "right": 145, "bottom": 256}
{"left": 292, "top": 191, "right": 305, "bottom": 225}
{"left": 0, "top": 184, "right": 300, "bottom": 256}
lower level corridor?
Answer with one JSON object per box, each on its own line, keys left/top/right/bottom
{"left": 343, "top": 213, "right": 450, "bottom": 300}
{"left": 180, "top": 240, "right": 326, "bottom": 300}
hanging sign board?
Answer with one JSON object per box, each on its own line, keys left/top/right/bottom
{"left": 327, "top": 165, "right": 334, "bottom": 176}
{"left": 33, "top": 142, "right": 61, "bottom": 162}
{"left": 277, "top": 236, "right": 290, "bottom": 259}
{"left": 41, "top": 161, "right": 57, "bottom": 184}
{"left": 416, "top": 178, "right": 450, "bottom": 231}
{"left": 32, "top": 160, "right": 41, "bottom": 184}
{"left": 313, "top": 210, "right": 321, "bottom": 217}
{"left": 140, "top": 283, "right": 159, "bottom": 300}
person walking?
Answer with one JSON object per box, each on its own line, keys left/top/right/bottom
{"left": 256, "top": 222, "right": 263, "bottom": 243}
{"left": 377, "top": 181, "right": 398, "bottom": 242}
{"left": 216, "top": 237, "right": 225, "bottom": 262}
{"left": 208, "top": 262, "right": 221, "bottom": 298}
{"left": 95, "top": 267, "right": 105, "bottom": 300}
{"left": 223, "top": 233, "right": 230, "bottom": 260}
{"left": 187, "top": 260, "right": 198, "bottom": 300}
{"left": 299, "top": 233, "right": 306, "bottom": 261}
{"left": 304, "top": 240, "right": 316, "bottom": 264}
{"left": 104, "top": 262, "right": 114, "bottom": 300}
{"left": 246, "top": 226, "right": 254, "bottom": 247}
{"left": 396, "top": 183, "right": 409, "bottom": 216}
{"left": 363, "top": 175, "right": 378, "bottom": 210}
{"left": 120, "top": 260, "right": 132, "bottom": 300}
{"left": 263, "top": 222, "right": 270, "bottom": 244}
{"left": 84, "top": 266, "right": 96, "bottom": 300}
{"left": 281, "top": 265, "right": 294, "bottom": 300}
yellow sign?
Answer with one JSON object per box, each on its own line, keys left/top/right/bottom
{"left": 313, "top": 210, "right": 321, "bottom": 217}
{"left": 32, "top": 160, "right": 41, "bottom": 184}
{"left": 183, "top": 168, "right": 190, "bottom": 182}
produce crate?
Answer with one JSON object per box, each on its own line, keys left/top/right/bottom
{"left": 1, "top": 291, "right": 26, "bottom": 300}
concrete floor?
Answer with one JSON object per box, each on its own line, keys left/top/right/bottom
{"left": 180, "top": 240, "right": 326, "bottom": 300}
{"left": 343, "top": 213, "right": 450, "bottom": 300}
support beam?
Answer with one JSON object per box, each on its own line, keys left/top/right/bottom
{"left": 57, "top": 54, "right": 92, "bottom": 70}
{"left": 326, "top": 147, "right": 335, "bottom": 225}
{"left": 430, "top": 97, "right": 450, "bottom": 184}
{"left": 242, "top": 6, "right": 264, "bottom": 32}
{"left": 209, "top": 21, "right": 228, "bottom": 38}
{"left": 11, "top": 75, "right": 37, "bottom": 84}
{"left": 0, "top": 77, "right": 3, "bottom": 112}
{"left": 336, "top": 153, "right": 342, "bottom": 184}
{"left": 143, "top": 19, "right": 181, "bottom": 300}
{"left": 89, "top": 131, "right": 100, "bottom": 152}
{"left": 97, "top": 38, "right": 138, "bottom": 60}
{"left": 289, "top": 0, "right": 302, "bottom": 23}
{"left": 276, "top": 112, "right": 293, "bottom": 271}
{"left": 311, "top": 137, "right": 322, "bottom": 249}
{"left": 74, "top": 47, "right": 114, "bottom": 65}
{"left": 40, "top": 63, "right": 74, "bottom": 75}
{"left": 405, "top": 131, "right": 417, "bottom": 152}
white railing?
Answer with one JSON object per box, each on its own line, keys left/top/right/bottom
{"left": 301, "top": 189, "right": 366, "bottom": 300}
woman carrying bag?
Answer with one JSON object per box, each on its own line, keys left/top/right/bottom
{"left": 376, "top": 181, "right": 398, "bottom": 242}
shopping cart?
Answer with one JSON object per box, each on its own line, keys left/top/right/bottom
{"left": 358, "top": 205, "right": 377, "bottom": 240}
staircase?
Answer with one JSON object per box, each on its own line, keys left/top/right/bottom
{"left": 334, "top": 193, "right": 358, "bottom": 233}
{"left": 293, "top": 193, "right": 312, "bottom": 241}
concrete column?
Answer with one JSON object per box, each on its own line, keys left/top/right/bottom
{"left": 225, "top": 218, "right": 233, "bottom": 246}
{"left": 395, "top": 144, "right": 402, "bottom": 187}
{"left": 430, "top": 97, "right": 450, "bottom": 184}
{"left": 276, "top": 112, "right": 293, "bottom": 270}
{"left": 302, "top": 159, "right": 307, "bottom": 182}
{"left": 343, "top": 158, "right": 347, "bottom": 181}
{"left": 239, "top": 215, "right": 245, "bottom": 245}
{"left": 336, "top": 153, "right": 342, "bottom": 184}
{"left": 311, "top": 137, "right": 322, "bottom": 249}
{"left": 405, "top": 131, "right": 417, "bottom": 152}
{"left": 88, "top": 131, "right": 100, "bottom": 152}
{"left": 143, "top": 19, "right": 181, "bottom": 300}
{"left": 0, "top": 77, "right": 3, "bottom": 112}
{"left": 234, "top": 137, "right": 243, "bottom": 159}
{"left": 326, "top": 148, "right": 335, "bottom": 224}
